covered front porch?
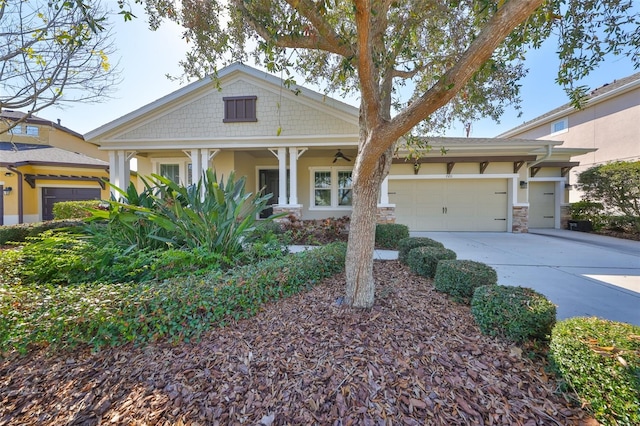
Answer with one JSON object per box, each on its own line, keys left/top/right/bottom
{"left": 107, "top": 145, "right": 396, "bottom": 224}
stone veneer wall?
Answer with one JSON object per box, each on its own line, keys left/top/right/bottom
{"left": 512, "top": 206, "right": 528, "bottom": 233}
{"left": 560, "top": 205, "right": 571, "bottom": 230}
{"left": 273, "top": 205, "right": 302, "bottom": 221}
{"left": 376, "top": 206, "right": 396, "bottom": 224}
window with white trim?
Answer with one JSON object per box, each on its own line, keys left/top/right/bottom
{"left": 25, "top": 125, "right": 39, "bottom": 136}
{"left": 311, "top": 168, "right": 353, "bottom": 209}
{"left": 8, "top": 125, "right": 22, "bottom": 135}
{"left": 160, "top": 164, "right": 180, "bottom": 183}
{"left": 550, "top": 118, "right": 568, "bottom": 134}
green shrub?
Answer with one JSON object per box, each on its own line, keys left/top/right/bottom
{"left": 549, "top": 317, "right": 640, "bottom": 426}
{"left": 471, "top": 285, "right": 556, "bottom": 342}
{"left": 0, "top": 242, "right": 347, "bottom": 353}
{"left": 375, "top": 223, "right": 409, "bottom": 249}
{"left": 0, "top": 219, "right": 84, "bottom": 245}
{"left": 605, "top": 215, "right": 640, "bottom": 233}
{"left": 53, "top": 200, "right": 106, "bottom": 219}
{"left": 569, "top": 201, "right": 607, "bottom": 230}
{"left": 397, "top": 237, "right": 445, "bottom": 264}
{"left": 434, "top": 260, "right": 498, "bottom": 304}
{"left": 406, "top": 246, "right": 456, "bottom": 278}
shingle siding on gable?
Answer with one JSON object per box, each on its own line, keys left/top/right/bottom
{"left": 115, "top": 80, "right": 357, "bottom": 141}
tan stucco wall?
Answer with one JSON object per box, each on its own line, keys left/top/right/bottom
{"left": 508, "top": 87, "right": 640, "bottom": 201}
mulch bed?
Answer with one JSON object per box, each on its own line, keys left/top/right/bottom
{"left": 0, "top": 261, "right": 594, "bottom": 425}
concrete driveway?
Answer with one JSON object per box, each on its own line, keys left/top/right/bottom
{"left": 412, "top": 230, "right": 640, "bottom": 326}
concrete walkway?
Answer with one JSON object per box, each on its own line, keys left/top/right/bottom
{"left": 290, "top": 229, "right": 639, "bottom": 325}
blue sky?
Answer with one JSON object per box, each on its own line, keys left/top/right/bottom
{"left": 50, "top": 4, "right": 639, "bottom": 138}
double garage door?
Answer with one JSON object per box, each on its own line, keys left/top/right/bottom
{"left": 389, "top": 179, "right": 508, "bottom": 231}
{"left": 42, "top": 187, "right": 101, "bottom": 221}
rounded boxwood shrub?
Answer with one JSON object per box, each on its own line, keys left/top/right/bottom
{"left": 398, "top": 237, "right": 445, "bottom": 264}
{"left": 434, "top": 260, "right": 498, "bottom": 304}
{"left": 406, "top": 246, "right": 456, "bottom": 278}
{"left": 375, "top": 223, "right": 409, "bottom": 249}
{"left": 471, "top": 285, "right": 556, "bottom": 342}
{"left": 550, "top": 317, "right": 640, "bottom": 426}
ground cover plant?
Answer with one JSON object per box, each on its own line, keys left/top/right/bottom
{"left": 0, "top": 242, "right": 346, "bottom": 353}
{"left": 550, "top": 317, "right": 640, "bottom": 426}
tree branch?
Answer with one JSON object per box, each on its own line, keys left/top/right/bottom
{"left": 285, "top": 0, "right": 355, "bottom": 57}
{"left": 366, "top": 0, "right": 545, "bottom": 164}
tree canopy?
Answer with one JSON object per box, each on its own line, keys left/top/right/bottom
{"left": 0, "top": 0, "right": 133, "bottom": 132}
{"left": 140, "top": 0, "right": 640, "bottom": 307}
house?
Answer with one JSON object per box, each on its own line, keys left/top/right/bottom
{"left": 498, "top": 72, "right": 640, "bottom": 202}
{"left": 0, "top": 111, "right": 111, "bottom": 225}
{"left": 86, "top": 63, "right": 592, "bottom": 232}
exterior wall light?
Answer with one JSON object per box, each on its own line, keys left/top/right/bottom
{"left": 3, "top": 186, "right": 12, "bottom": 195}
{"left": 519, "top": 181, "right": 528, "bottom": 189}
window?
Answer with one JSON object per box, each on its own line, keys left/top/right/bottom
{"left": 311, "top": 168, "right": 353, "bottom": 209}
{"left": 550, "top": 118, "right": 568, "bottom": 134}
{"left": 223, "top": 96, "right": 257, "bottom": 122}
{"left": 9, "top": 125, "right": 22, "bottom": 135}
{"left": 25, "top": 125, "right": 39, "bottom": 136}
{"left": 160, "top": 164, "right": 180, "bottom": 183}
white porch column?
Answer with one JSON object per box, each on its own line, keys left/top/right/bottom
{"left": 277, "top": 147, "right": 287, "bottom": 205}
{"left": 288, "top": 148, "right": 298, "bottom": 205}
{"left": 379, "top": 176, "right": 390, "bottom": 204}
{"left": 108, "top": 151, "right": 118, "bottom": 198}
{"left": 190, "top": 149, "right": 201, "bottom": 184}
{"left": 201, "top": 149, "right": 220, "bottom": 175}
{"left": 119, "top": 150, "right": 131, "bottom": 190}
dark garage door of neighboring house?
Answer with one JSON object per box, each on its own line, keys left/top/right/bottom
{"left": 42, "top": 187, "right": 101, "bottom": 221}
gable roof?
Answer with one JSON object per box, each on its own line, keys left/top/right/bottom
{"left": 0, "top": 142, "right": 108, "bottom": 168}
{"left": 498, "top": 72, "right": 640, "bottom": 137}
{"left": 85, "top": 62, "right": 359, "bottom": 141}
{"left": 1, "top": 110, "right": 84, "bottom": 140}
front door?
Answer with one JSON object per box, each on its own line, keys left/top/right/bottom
{"left": 259, "top": 169, "right": 280, "bottom": 219}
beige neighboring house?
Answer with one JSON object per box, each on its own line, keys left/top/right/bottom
{"left": 499, "top": 72, "right": 640, "bottom": 202}
{"left": 86, "top": 63, "right": 592, "bottom": 232}
{"left": 1, "top": 111, "right": 111, "bottom": 225}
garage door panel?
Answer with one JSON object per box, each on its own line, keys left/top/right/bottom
{"left": 42, "top": 187, "right": 101, "bottom": 221}
{"left": 529, "top": 182, "right": 556, "bottom": 228}
{"left": 389, "top": 179, "right": 508, "bottom": 232}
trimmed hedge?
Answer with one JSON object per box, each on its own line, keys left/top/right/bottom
{"left": 398, "top": 237, "right": 445, "bottom": 264}
{"left": 0, "top": 220, "right": 84, "bottom": 245}
{"left": 471, "top": 285, "right": 556, "bottom": 342}
{"left": 434, "top": 260, "right": 498, "bottom": 304}
{"left": 375, "top": 223, "right": 409, "bottom": 249}
{"left": 550, "top": 317, "right": 640, "bottom": 426}
{"left": 406, "top": 246, "right": 456, "bottom": 278}
{"left": 53, "top": 200, "right": 105, "bottom": 219}
{"left": 0, "top": 242, "right": 347, "bottom": 353}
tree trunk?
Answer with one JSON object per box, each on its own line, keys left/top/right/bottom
{"left": 344, "top": 145, "right": 393, "bottom": 308}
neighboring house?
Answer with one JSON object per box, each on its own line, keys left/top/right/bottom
{"left": 86, "top": 63, "right": 592, "bottom": 232}
{"left": 499, "top": 72, "right": 640, "bottom": 202}
{"left": 0, "top": 111, "right": 111, "bottom": 225}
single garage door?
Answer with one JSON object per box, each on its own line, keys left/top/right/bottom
{"left": 42, "top": 187, "right": 101, "bottom": 221}
{"left": 389, "top": 179, "right": 508, "bottom": 231}
{"left": 529, "top": 181, "right": 556, "bottom": 228}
